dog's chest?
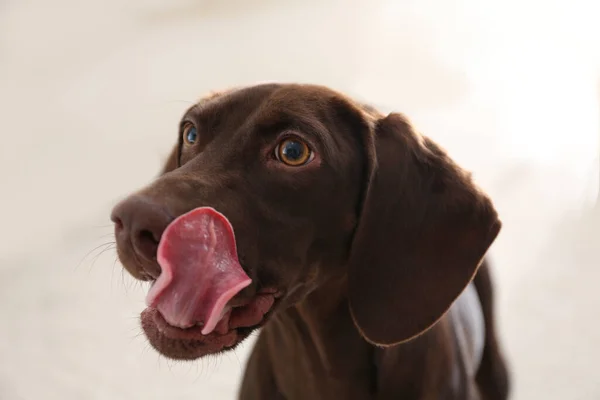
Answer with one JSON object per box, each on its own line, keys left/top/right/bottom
{"left": 447, "top": 283, "right": 486, "bottom": 382}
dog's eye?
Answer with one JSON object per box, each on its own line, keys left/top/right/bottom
{"left": 183, "top": 123, "right": 198, "bottom": 145}
{"left": 275, "top": 138, "right": 314, "bottom": 166}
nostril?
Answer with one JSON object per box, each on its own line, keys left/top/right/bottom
{"left": 111, "top": 195, "right": 171, "bottom": 279}
{"left": 135, "top": 228, "right": 160, "bottom": 262}
{"left": 113, "top": 217, "right": 124, "bottom": 232}
{"left": 140, "top": 229, "right": 159, "bottom": 246}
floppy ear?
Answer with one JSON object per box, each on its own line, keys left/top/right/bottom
{"left": 348, "top": 113, "right": 501, "bottom": 346}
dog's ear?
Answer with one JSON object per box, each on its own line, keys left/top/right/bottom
{"left": 348, "top": 113, "right": 501, "bottom": 346}
{"left": 160, "top": 146, "right": 179, "bottom": 175}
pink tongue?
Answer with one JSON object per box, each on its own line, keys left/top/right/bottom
{"left": 145, "top": 207, "right": 251, "bottom": 335}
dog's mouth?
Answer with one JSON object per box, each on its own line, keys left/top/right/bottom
{"left": 139, "top": 206, "right": 281, "bottom": 360}
{"left": 141, "top": 290, "right": 281, "bottom": 360}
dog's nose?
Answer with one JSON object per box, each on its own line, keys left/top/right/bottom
{"left": 111, "top": 195, "right": 173, "bottom": 279}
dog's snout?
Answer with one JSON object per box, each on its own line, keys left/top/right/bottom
{"left": 111, "top": 195, "right": 173, "bottom": 279}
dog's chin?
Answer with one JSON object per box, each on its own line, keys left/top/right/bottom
{"left": 140, "top": 288, "right": 283, "bottom": 361}
{"left": 141, "top": 308, "right": 258, "bottom": 360}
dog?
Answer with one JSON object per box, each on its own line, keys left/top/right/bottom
{"left": 111, "top": 83, "right": 510, "bottom": 399}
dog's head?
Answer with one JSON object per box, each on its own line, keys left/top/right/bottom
{"left": 111, "top": 83, "right": 500, "bottom": 360}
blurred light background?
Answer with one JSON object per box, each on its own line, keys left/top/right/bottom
{"left": 1, "top": 0, "right": 599, "bottom": 399}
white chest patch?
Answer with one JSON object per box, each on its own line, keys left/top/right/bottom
{"left": 448, "top": 282, "right": 486, "bottom": 377}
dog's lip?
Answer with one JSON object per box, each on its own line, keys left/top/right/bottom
{"left": 147, "top": 279, "right": 283, "bottom": 299}
{"left": 256, "top": 286, "right": 284, "bottom": 297}
{"left": 148, "top": 307, "right": 237, "bottom": 342}
{"left": 144, "top": 288, "right": 284, "bottom": 341}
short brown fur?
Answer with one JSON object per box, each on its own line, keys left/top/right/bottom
{"left": 112, "top": 83, "right": 510, "bottom": 399}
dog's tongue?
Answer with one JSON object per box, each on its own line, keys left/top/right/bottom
{"left": 146, "top": 207, "right": 251, "bottom": 335}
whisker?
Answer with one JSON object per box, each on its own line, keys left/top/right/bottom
{"left": 142, "top": 341, "right": 153, "bottom": 359}
{"left": 75, "top": 242, "right": 116, "bottom": 272}
{"left": 134, "top": 279, "right": 144, "bottom": 293}
{"left": 120, "top": 271, "right": 143, "bottom": 295}
{"left": 111, "top": 256, "right": 124, "bottom": 292}
{"left": 129, "top": 329, "right": 146, "bottom": 344}
{"left": 156, "top": 352, "right": 163, "bottom": 371}
{"left": 215, "top": 353, "right": 223, "bottom": 373}
{"left": 90, "top": 244, "right": 116, "bottom": 271}
{"left": 231, "top": 348, "right": 243, "bottom": 372}
{"left": 184, "top": 360, "right": 192, "bottom": 377}
{"left": 121, "top": 268, "right": 129, "bottom": 294}
{"left": 111, "top": 258, "right": 118, "bottom": 293}
{"left": 96, "top": 232, "right": 116, "bottom": 240}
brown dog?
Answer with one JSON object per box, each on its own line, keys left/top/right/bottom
{"left": 111, "top": 83, "right": 510, "bottom": 399}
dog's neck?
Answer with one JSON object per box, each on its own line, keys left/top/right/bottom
{"left": 294, "top": 277, "right": 372, "bottom": 375}
{"left": 264, "top": 276, "right": 376, "bottom": 396}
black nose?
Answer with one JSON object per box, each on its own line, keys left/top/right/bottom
{"left": 111, "top": 195, "right": 173, "bottom": 279}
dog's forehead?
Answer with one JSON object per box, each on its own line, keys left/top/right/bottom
{"left": 182, "top": 85, "right": 378, "bottom": 151}
{"left": 188, "top": 84, "right": 347, "bottom": 120}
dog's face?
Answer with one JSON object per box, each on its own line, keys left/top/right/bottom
{"left": 111, "top": 83, "right": 501, "bottom": 361}
{"left": 112, "top": 84, "right": 371, "bottom": 359}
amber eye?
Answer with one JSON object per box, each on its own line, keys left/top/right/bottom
{"left": 182, "top": 123, "right": 198, "bottom": 145}
{"left": 275, "top": 138, "right": 314, "bottom": 166}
